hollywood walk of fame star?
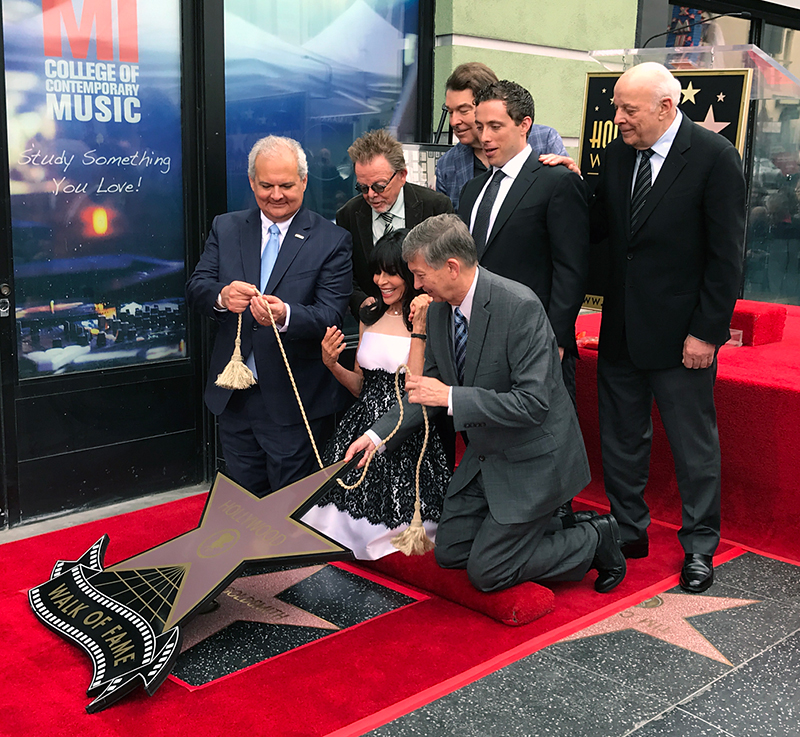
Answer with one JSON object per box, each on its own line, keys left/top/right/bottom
{"left": 717, "top": 92, "right": 726, "bottom": 102}
{"left": 697, "top": 105, "right": 730, "bottom": 134}
{"left": 562, "top": 593, "right": 759, "bottom": 665}
{"left": 108, "top": 463, "right": 354, "bottom": 631}
{"left": 681, "top": 81, "right": 701, "bottom": 104}
{"left": 179, "top": 565, "right": 339, "bottom": 651}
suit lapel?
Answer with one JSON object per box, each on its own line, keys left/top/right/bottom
{"left": 463, "top": 273, "right": 490, "bottom": 386}
{"left": 459, "top": 168, "right": 490, "bottom": 225}
{"left": 242, "top": 208, "right": 262, "bottom": 288}
{"left": 482, "top": 151, "right": 539, "bottom": 258}
{"left": 618, "top": 144, "right": 637, "bottom": 231}
{"left": 265, "top": 207, "right": 309, "bottom": 293}
{"left": 403, "top": 183, "right": 422, "bottom": 227}
{"left": 355, "top": 198, "right": 374, "bottom": 257}
{"left": 629, "top": 116, "right": 691, "bottom": 238}
{"left": 431, "top": 301, "right": 459, "bottom": 386}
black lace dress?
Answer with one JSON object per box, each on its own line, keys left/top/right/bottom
{"left": 301, "top": 331, "right": 450, "bottom": 559}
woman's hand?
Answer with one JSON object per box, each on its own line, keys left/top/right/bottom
{"left": 409, "top": 293, "right": 432, "bottom": 333}
{"left": 321, "top": 326, "right": 345, "bottom": 370}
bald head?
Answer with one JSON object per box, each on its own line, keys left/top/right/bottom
{"left": 613, "top": 63, "right": 680, "bottom": 150}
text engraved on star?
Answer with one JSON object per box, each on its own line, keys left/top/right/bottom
{"left": 562, "top": 593, "right": 759, "bottom": 665}
{"left": 179, "top": 566, "right": 339, "bottom": 651}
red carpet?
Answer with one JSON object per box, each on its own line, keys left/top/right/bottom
{"left": 575, "top": 303, "right": 800, "bottom": 560}
{"left": 0, "top": 493, "right": 733, "bottom": 737}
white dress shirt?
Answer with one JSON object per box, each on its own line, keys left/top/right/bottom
{"left": 469, "top": 144, "right": 532, "bottom": 243}
{"left": 371, "top": 187, "right": 405, "bottom": 244}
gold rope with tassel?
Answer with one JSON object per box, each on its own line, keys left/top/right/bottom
{"left": 250, "top": 296, "right": 435, "bottom": 555}
{"left": 215, "top": 313, "right": 256, "bottom": 390}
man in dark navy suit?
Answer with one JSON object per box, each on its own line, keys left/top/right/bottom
{"left": 187, "top": 135, "right": 352, "bottom": 497}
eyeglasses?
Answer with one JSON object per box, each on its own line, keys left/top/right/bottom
{"left": 355, "top": 170, "right": 397, "bottom": 195}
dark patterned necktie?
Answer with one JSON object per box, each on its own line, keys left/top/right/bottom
{"left": 471, "top": 169, "right": 505, "bottom": 251}
{"left": 630, "top": 149, "right": 654, "bottom": 229}
{"left": 379, "top": 211, "right": 394, "bottom": 235}
{"left": 453, "top": 307, "right": 468, "bottom": 384}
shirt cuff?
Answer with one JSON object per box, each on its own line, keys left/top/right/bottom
{"left": 365, "top": 429, "right": 385, "bottom": 454}
{"left": 214, "top": 291, "right": 226, "bottom": 311}
{"left": 447, "top": 387, "right": 454, "bottom": 416}
{"left": 279, "top": 304, "right": 291, "bottom": 332}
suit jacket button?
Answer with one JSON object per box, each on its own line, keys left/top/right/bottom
{"left": 252, "top": 324, "right": 258, "bottom": 330}
{"left": 627, "top": 253, "right": 633, "bottom": 260}
{"left": 478, "top": 455, "right": 485, "bottom": 462}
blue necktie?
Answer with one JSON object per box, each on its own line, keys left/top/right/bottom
{"left": 247, "top": 223, "right": 281, "bottom": 380}
{"left": 453, "top": 307, "right": 468, "bottom": 384}
{"left": 260, "top": 223, "right": 281, "bottom": 294}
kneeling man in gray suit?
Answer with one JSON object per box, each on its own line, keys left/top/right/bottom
{"left": 346, "top": 214, "right": 626, "bottom": 593}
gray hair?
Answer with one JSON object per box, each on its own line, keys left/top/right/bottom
{"left": 402, "top": 214, "right": 478, "bottom": 268}
{"left": 248, "top": 136, "right": 308, "bottom": 179}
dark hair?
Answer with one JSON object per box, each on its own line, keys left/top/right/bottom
{"left": 445, "top": 62, "right": 498, "bottom": 96}
{"left": 474, "top": 80, "right": 535, "bottom": 125}
{"left": 360, "top": 229, "right": 418, "bottom": 329}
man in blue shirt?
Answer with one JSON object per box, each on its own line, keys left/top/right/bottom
{"left": 435, "top": 62, "right": 567, "bottom": 210}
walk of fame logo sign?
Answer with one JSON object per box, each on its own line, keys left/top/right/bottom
{"left": 28, "top": 461, "right": 355, "bottom": 713}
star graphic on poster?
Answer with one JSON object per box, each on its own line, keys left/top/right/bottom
{"left": 562, "top": 593, "right": 759, "bottom": 665}
{"left": 108, "top": 465, "right": 353, "bottom": 630}
{"left": 697, "top": 105, "right": 730, "bottom": 134}
{"left": 179, "top": 565, "right": 339, "bottom": 651}
{"left": 681, "top": 81, "right": 701, "bottom": 104}
{"left": 717, "top": 92, "right": 726, "bottom": 102}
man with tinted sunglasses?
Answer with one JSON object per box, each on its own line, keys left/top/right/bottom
{"left": 337, "top": 129, "right": 453, "bottom": 317}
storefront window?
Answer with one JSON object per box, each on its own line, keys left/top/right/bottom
{"left": 3, "top": 0, "right": 187, "bottom": 378}
{"left": 745, "top": 23, "right": 800, "bottom": 305}
{"left": 223, "top": 0, "right": 421, "bottom": 221}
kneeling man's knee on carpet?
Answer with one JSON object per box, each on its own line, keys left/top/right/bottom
{"left": 467, "top": 560, "right": 515, "bottom": 593}
{"left": 435, "top": 544, "right": 468, "bottom": 570}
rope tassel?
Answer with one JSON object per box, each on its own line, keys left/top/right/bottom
{"left": 215, "top": 313, "right": 257, "bottom": 390}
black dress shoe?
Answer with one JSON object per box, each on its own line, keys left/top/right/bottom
{"left": 559, "top": 509, "right": 599, "bottom": 529}
{"left": 588, "top": 514, "right": 627, "bottom": 593}
{"left": 679, "top": 554, "right": 714, "bottom": 593}
{"left": 620, "top": 534, "right": 649, "bottom": 559}
{"left": 553, "top": 500, "right": 574, "bottom": 518}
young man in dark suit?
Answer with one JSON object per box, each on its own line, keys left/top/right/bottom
{"left": 186, "top": 136, "right": 353, "bottom": 497}
{"left": 458, "top": 80, "right": 589, "bottom": 409}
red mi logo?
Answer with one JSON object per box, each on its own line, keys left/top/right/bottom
{"left": 42, "top": 0, "right": 139, "bottom": 62}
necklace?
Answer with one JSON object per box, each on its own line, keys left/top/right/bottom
{"left": 388, "top": 307, "right": 402, "bottom": 316}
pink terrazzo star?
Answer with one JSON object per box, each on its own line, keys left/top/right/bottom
{"left": 562, "top": 593, "right": 759, "bottom": 664}
{"left": 179, "top": 565, "right": 338, "bottom": 651}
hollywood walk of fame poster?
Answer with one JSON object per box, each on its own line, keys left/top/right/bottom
{"left": 578, "top": 68, "right": 752, "bottom": 194}
{"left": 28, "top": 462, "right": 358, "bottom": 713}
{"left": 577, "top": 67, "right": 751, "bottom": 311}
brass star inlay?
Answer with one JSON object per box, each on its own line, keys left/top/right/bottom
{"left": 562, "top": 593, "right": 759, "bottom": 665}
{"left": 717, "top": 92, "right": 726, "bottom": 102}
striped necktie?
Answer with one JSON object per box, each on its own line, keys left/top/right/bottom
{"left": 630, "top": 149, "right": 654, "bottom": 229}
{"left": 453, "top": 307, "right": 468, "bottom": 384}
{"left": 379, "top": 211, "right": 394, "bottom": 235}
